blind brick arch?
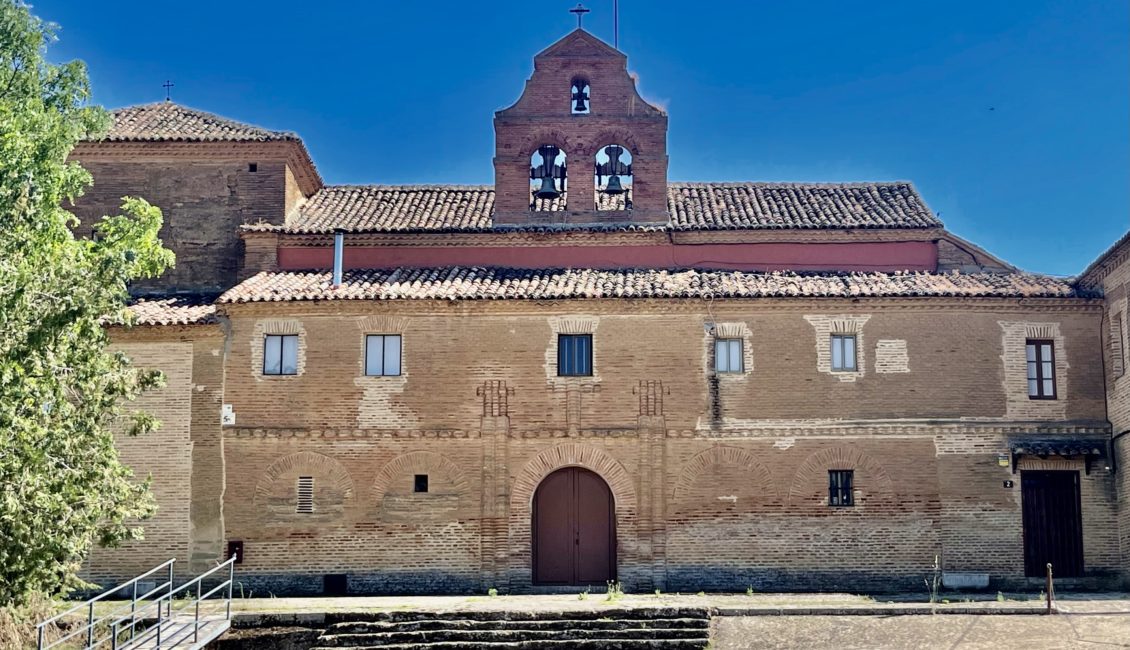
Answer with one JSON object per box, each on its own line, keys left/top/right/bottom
{"left": 672, "top": 446, "right": 779, "bottom": 515}
{"left": 254, "top": 451, "right": 355, "bottom": 525}
{"left": 788, "top": 446, "right": 895, "bottom": 513}
{"left": 371, "top": 451, "right": 470, "bottom": 523}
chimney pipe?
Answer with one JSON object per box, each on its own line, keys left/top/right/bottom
{"left": 332, "top": 229, "right": 344, "bottom": 287}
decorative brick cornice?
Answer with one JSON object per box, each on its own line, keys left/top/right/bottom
{"left": 667, "top": 419, "right": 1111, "bottom": 438}
{"left": 225, "top": 427, "right": 479, "bottom": 439}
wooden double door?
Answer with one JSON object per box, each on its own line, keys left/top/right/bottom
{"left": 532, "top": 467, "right": 616, "bottom": 585}
{"left": 1021, "top": 470, "right": 1084, "bottom": 578}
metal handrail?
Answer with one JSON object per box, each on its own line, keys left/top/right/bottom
{"left": 36, "top": 556, "right": 237, "bottom": 650}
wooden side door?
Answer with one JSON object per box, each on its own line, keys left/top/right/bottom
{"left": 1021, "top": 470, "right": 1084, "bottom": 578}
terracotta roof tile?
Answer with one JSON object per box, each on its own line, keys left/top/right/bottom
{"left": 251, "top": 181, "right": 940, "bottom": 234}
{"left": 101, "top": 102, "right": 298, "bottom": 142}
{"left": 219, "top": 268, "right": 1074, "bottom": 304}
{"left": 127, "top": 295, "right": 218, "bottom": 325}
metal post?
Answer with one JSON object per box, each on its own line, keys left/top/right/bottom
{"left": 37, "top": 624, "right": 43, "bottom": 650}
{"left": 167, "top": 561, "right": 175, "bottom": 619}
{"left": 194, "top": 578, "right": 202, "bottom": 642}
{"left": 87, "top": 601, "right": 95, "bottom": 646}
{"left": 226, "top": 558, "right": 234, "bottom": 620}
{"left": 111, "top": 620, "right": 118, "bottom": 650}
{"left": 130, "top": 579, "right": 138, "bottom": 642}
{"left": 1045, "top": 562, "right": 1056, "bottom": 614}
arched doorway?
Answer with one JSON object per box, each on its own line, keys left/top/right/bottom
{"left": 532, "top": 467, "right": 616, "bottom": 585}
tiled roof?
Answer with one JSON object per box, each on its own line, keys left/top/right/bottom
{"left": 251, "top": 182, "right": 941, "bottom": 234}
{"left": 126, "top": 295, "right": 218, "bottom": 325}
{"left": 219, "top": 267, "right": 1074, "bottom": 304}
{"left": 101, "top": 102, "right": 299, "bottom": 142}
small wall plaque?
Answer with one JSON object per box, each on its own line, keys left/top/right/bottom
{"left": 997, "top": 454, "right": 1010, "bottom": 467}
{"left": 221, "top": 404, "right": 235, "bottom": 426}
{"left": 1003, "top": 480, "right": 1014, "bottom": 489}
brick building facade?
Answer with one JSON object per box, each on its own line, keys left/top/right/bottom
{"left": 71, "top": 28, "right": 1129, "bottom": 594}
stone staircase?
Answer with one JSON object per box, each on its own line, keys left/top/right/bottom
{"left": 311, "top": 608, "right": 712, "bottom": 649}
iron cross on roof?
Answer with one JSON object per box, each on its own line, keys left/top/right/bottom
{"left": 570, "top": 3, "right": 590, "bottom": 28}
{"left": 162, "top": 79, "right": 174, "bottom": 102}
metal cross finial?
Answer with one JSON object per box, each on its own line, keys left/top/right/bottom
{"left": 162, "top": 80, "right": 175, "bottom": 102}
{"left": 569, "top": 3, "right": 590, "bottom": 28}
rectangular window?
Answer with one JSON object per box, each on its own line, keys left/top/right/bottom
{"left": 828, "top": 470, "right": 854, "bottom": 507}
{"left": 414, "top": 474, "right": 429, "bottom": 493}
{"left": 830, "top": 334, "right": 857, "bottom": 372}
{"left": 263, "top": 334, "right": 298, "bottom": 375}
{"left": 296, "top": 476, "right": 314, "bottom": 513}
{"left": 365, "top": 334, "right": 402, "bottom": 376}
{"left": 714, "top": 338, "right": 743, "bottom": 373}
{"left": 1026, "top": 339, "right": 1056, "bottom": 399}
{"left": 557, "top": 334, "right": 593, "bottom": 377}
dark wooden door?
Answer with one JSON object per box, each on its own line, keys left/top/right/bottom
{"left": 532, "top": 467, "right": 616, "bottom": 585}
{"left": 1021, "top": 470, "right": 1084, "bottom": 578}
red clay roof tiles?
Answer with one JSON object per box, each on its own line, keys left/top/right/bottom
{"left": 126, "top": 295, "right": 218, "bottom": 325}
{"left": 218, "top": 267, "right": 1074, "bottom": 304}
{"left": 102, "top": 102, "right": 298, "bottom": 143}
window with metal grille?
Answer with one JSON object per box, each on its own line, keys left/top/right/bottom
{"left": 557, "top": 334, "right": 593, "bottom": 377}
{"left": 828, "top": 470, "right": 854, "bottom": 507}
{"left": 1026, "top": 339, "right": 1056, "bottom": 399}
{"left": 296, "top": 476, "right": 314, "bottom": 513}
{"left": 1112, "top": 314, "right": 1125, "bottom": 378}
{"left": 830, "top": 334, "right": 857, "bottom": 372}
{"left": 365, "top": 334, "right": 402, "bottom": 376}
{"left": 263, "top": 334, "right": 298, "bottom": 375}
{"left": 414, "top": 474, "right": 429, "bottom": 493}
{"left": 714, "top": 338, "right": 743, "bottom": 373}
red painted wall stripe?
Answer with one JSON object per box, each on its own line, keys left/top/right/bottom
{"left": 277, "top": 241, "right": 937, "bottom": 273}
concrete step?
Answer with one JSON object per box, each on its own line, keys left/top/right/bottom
{"left": 326, "top": 617, "right": 711, "bottom": 634}
{"left": 320, "top": 626, "right": 709, "bottom": 646}
{"left": 312, "top": 640, "right": 710, "bottom": 650}
{"left": 323, "top": 608, "right": 710, "bottom": 624}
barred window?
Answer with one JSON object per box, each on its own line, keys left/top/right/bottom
{"left": 1026, "top": 339, "right": 1056, "bottom": 399}
{"left": 714, "top": 339, "right": 743, "bottom": 373}
{"left": 828, "top": 470, "right": 854, "bottom": 507}
{"left": 296, "top": 476, "right": 314, "bottom": 514}
{"left": 558, "top": 334, "right": 593, "bottom": 376}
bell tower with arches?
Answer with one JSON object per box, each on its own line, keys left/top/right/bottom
{"left": 493, "top": 28, "right": 669, "bottom": 226}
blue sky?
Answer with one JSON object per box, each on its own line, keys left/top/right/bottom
{"left": 39, "top": 1, "right": 1128, "bottom": 275}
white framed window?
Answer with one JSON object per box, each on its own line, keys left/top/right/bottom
{"left": 830, "top": 334, "right": 857, "bottom": 372}
{"left": 365, "top": 334, "right": 402, "bottom": 376}
{"left": 263, "top": 334, "right": 298, "bottom": 376}
{"left": 714, "top": 338, "right": 743, "bottom": 373}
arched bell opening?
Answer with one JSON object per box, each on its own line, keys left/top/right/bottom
{"left": 594, "top": 144, "right": 632, "bottom": 211}
{"left": 570, "top": 78, "right": 591, "bottom": 114}
{"left": 529, "top": 145, "right": 567, "bottom": 211}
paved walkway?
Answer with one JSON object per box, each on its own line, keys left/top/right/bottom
{"left": 222, "top": 592, "right": 1130, "bottom": 619}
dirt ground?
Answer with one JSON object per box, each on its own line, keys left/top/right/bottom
{"left": 712, "top": 613, "right": 1130, "bottom": 649}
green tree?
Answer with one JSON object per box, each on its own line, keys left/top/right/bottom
{"left": 0, "top": 1, "right": 174, "bottom": 606}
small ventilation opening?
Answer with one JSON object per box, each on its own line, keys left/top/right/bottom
{"left": 296, "top": 476, "right": 314, "bottom": 513}
{"left": 248, "top": 162, "right": 258, "bottom": 172}
{"left": 227, "top": 540, "right": 244, "bottom": 564}
{"left": 323, "top": 573, "right": 348, "bottom": 596}
{"left": 414, "top": 474, "right": 429, "bottom": 493}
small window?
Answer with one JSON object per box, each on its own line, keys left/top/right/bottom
{"left": 365, "top": 334, "right": 402, "bottom": 376}
{"left": 1027, "top": 339, "right": 1056, "bottom": 399}
{"left": 830, "top": 334, "right": 857, "bottom": 372}
{"left": 248, "top": 162, "right": 258, "bottom": 172}
{"left": 263, "top": 334, "right": 298, "bottom": 375}
{"left": 414, "top": 474, "right": 429, "bottom": 493}
{"left": 714, "top": 339, "right": 743, "bottom": 373}
{"left": 557, "top": 334, "right": 593, "bottom": 377}
{"left": 828, "top": 470, "right": 854, "bottom": 507}
{"left": 296, "top": 476, "right": 314, "bottom": 513}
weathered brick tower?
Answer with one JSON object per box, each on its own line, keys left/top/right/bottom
{"left": 493, "top": 29, "right": 668, "bottom": 226}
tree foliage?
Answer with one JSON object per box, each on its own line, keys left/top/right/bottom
{"left": 0, "top": 1, "right": 174, "bottom": 606}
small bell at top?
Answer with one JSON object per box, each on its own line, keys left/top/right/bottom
{"left": 602, "top": 174, "right": 625, "bottom": 195}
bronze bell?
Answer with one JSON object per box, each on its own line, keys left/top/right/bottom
{"left": 603, "top": 174, "right": 625, "bottom": 195}
{"left": 534, "top": 175, "right": 560, "bottom": 199}
{"left": 572, "top": 84, "right": 589, "bottom": 112}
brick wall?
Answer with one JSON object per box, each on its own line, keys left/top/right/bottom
{"left": 198, "top": 296, "right": 1117, "bottom": 593}
{"left": 68, "top": 147, "right": 296, "bottom": 293}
